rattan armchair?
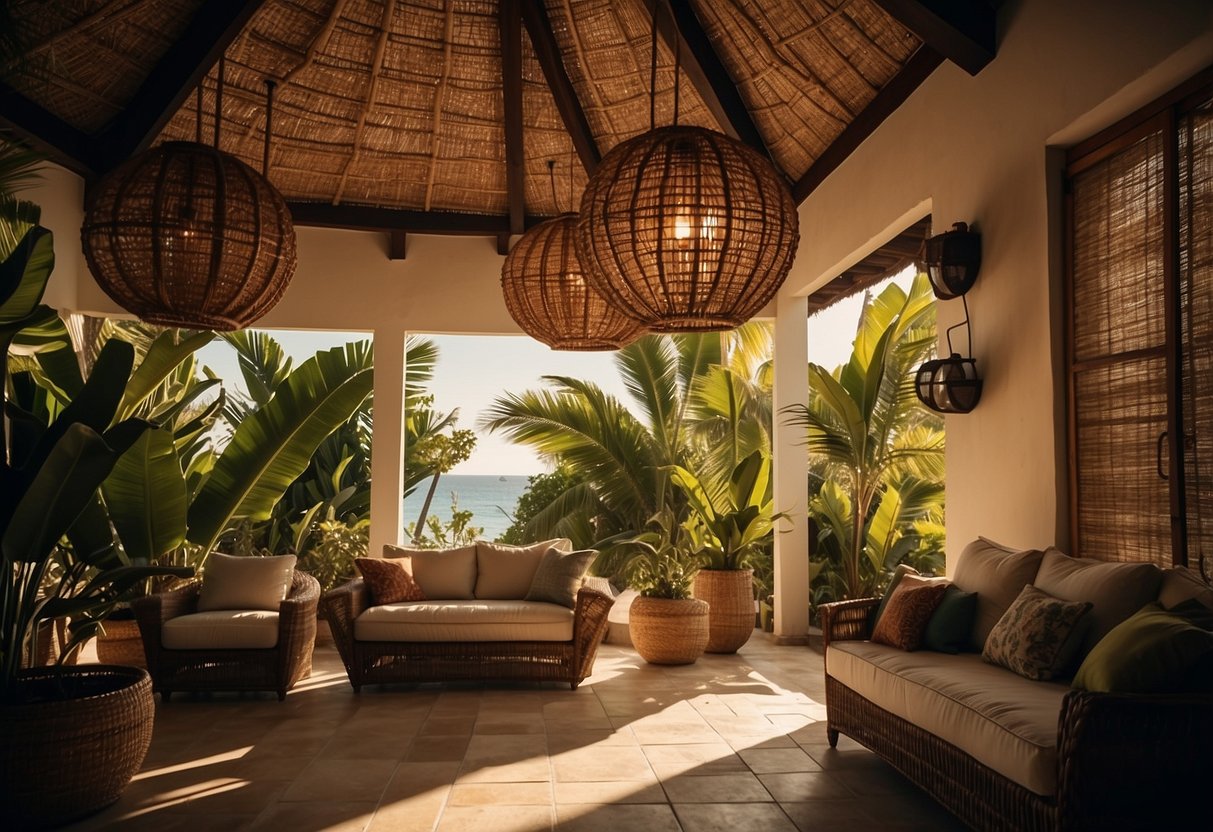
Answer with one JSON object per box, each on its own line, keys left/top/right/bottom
{"left": 133, "top": 570, "right": 319, "bottom": 701}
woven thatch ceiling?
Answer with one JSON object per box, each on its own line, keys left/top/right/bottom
{"left": 0, "top": 1, "right": 996, "bottom": 245}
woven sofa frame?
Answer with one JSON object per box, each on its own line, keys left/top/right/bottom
{"left": 133, "top": 571, "right": 319, "bottom": 702}
{"left": 320, "top": 580, "right": 614, "bottom": 691}
{"left": 819, "top": 597, "right": 1213, "bottom": 831}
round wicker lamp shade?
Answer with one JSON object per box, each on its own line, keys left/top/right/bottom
{"left": 501, "top": 214, "right": 645, "bottom": 351}
{"left": 576, "top": 125, "right": 799, "bottom": 332}
{"left": 82, "top": 141, "right": 297, "bottom": 331}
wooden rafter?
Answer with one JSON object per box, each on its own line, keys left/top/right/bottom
{"left": 388, "top": 230, "right": 407, "bottom": 260}
{"left": 96, "top": 0, "right": 269, "bottom": 171}
{"left": 0, "top": 81, "right": 98, "bottom": 175}
{"left": 872, "top": 0, "right": 996, "bottom": 76}
{"left": 520, "top": 0, "right": 600, "bottom": 174}
{"left": 333, "top": 0, "right": 396, "bottom": 205}
{"left": 805, "top": 215, "right": 930, "bottom": 315}
{"left": 1, "top": 0, "right": 157, "bottom": 69}
{"left": 500, "top": 0, "right": 525, "bottom": 236}
{"left": 656, "top": 0, "right": 774, "bottom": 165}
{"left": 423, "top": 0, "right": 454, "bottom": 212}
{"left": 287, "top": 201, "right": 551, "bottom": 235}
{"left": 793, "top": 46, "right": 942, "bottom": 203}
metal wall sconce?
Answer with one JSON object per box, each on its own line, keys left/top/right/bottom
{"left": 924, "top": 221, "right": 981, "bottom": 300}
{"left": 915, "top": 221, "right": 983, "bottom": 414}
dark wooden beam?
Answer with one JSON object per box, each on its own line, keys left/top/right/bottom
{"left": 520, "top": 0, "right": 600, "bottom": 174}
{"left": 656, "top": 0, "right": 774, "bottom": 164}
{"left": 872, "top": 0, "right": 995, "bottom": 76}
{"left": 288, "top": 201, "right": 551, "bottom": 235}
{"left": 96, "top": 0, "right": 268, "bottom": 170}
{"left": 500, "top": 0, "right": 525, "bottom": 235}
{"left": 0, "top": 82, "right": 98, "bottom": 176}
{"left": 793, "top": 47, "right": 942, "bottom": 204}
{"left": 496, "top": 233, "right": 511, "bottom": 256}
{"left": 387, "top": 230, "right": 407, "bottom": 260}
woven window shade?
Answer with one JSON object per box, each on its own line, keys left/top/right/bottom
{"left": 1180, "top": 96, "right": 1213, "bottom": 579}
{"left": 575, "top": 125, "right": 798, "bottom": 332}
{"left": 81, "top": 141, "right": 297, "bottom": 331}
{"left": 1070, "top": 128, "right": 1172, "bottom": 566}
{"left": 501, "top": 214, "right": 645, "bottom": 351}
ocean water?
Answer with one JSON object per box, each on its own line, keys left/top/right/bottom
{"left": 402, "top": 474, "right": 531, "bottom": 541}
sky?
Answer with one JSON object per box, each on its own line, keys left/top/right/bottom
{"left": 196, "top": 268, "right": 915, "bottom": 476}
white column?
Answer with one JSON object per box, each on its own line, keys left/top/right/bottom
{"left": 772, "top": 292, "right": 811, "bottom": 644}
{"left": 369, "top": 327, "right": 408, "bottom": 558}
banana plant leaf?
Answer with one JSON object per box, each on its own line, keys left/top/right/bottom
{"left": 0, "top": 226, "right": 52, "bottom": 325}
{"left": 103, "top": 427, "right": 189, "bottom": 561}
{"left": 187, "top": 344, "right": 374, "bottom": 554}
{"left": 118, "top": 329, "right": 215, "bottom": 419}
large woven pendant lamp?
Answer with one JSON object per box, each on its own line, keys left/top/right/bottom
{"left": 501, "top": 160, "right": 644, "bottom": 351}
{"left": 82, "top": 70, "right": 296, "bottom": 331}
{"left": 575, "top": 5, "right": 798, "bottom": 332}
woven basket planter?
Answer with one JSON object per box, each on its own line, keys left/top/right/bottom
{"left": 0, "top": 665, "right": 154, "bottom": 828}
{"left": 95, "top": 617, "right": 147, "bottom": 668}
{"left": 694, "top": 569, "right": 756, "bottom": 654}
{"left": 628, "top": 596, "right": 709, "bottom": 665}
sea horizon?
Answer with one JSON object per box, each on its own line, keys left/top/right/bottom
{"left": 402, "top": 473, "right": 532, "bottom": 542}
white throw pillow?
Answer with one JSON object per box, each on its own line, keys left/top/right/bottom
{"left": 197, "top": 553, "right": 297, "bottom": 612}
{"left": 474, "top": 538, "right": 572, "bottom": 599}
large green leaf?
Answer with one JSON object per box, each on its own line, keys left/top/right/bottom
{"left": 0, "top": 226, "right": 53, "bottom": 325}
{"left": 103, "top": 427, "right": 188, "bottom": 561}
{"left": 187, "top": 345, "right": 374, "bottom": 553}
{"left": 118, "top": 329, "right": 216, "bottom": 418}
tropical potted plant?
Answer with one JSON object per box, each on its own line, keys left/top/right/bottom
{"left": 669, "top": 450, "right": 783, "bottom": 653}
{"left": 623, "top": 511, "right": 708, "bottom": 665}
{"left": 0, "top": 222, "right": 192, "bottom": 827}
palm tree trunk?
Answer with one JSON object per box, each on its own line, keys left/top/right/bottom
{"left": 412, "top": 472, "right": 442, "bottom": 544}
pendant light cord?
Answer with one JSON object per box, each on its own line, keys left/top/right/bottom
{"left": 263, "top": 79, "right": 276, "bottom": 176}
{"left": 673, "top": 23, "right": 681, "bottom": 126}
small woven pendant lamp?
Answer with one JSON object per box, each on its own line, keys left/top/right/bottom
{"left": 82, "top": 71, "right": 296, "bottom": 331}
{"left": 501, "top": 212, "right": 645, "bottom": 351}
{"left": 575, "top": 2, "right": 798, "bottom": 332}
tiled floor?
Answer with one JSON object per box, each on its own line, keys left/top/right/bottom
{"left": 65, "top": 636, "right": 965, "bottom": 831}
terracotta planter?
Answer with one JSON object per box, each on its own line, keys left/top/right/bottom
{"left": 628, "top": 596, "right": 709, "bottom": 665}
{"left": 95, "top": 617, "right": 146, "bottom": 668}
{"left": 0, "top": 665, "right": 154, "bottom": 828}
{"left": 694, "top": 568, "right": 756, "bottom": 654}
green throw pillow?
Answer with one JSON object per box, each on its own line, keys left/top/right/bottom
{"left": 1073, "top": 602, "right": 1213, "bottom": 694}
{"left": 524, "top": 548, "right": 596, "bottom": 609}
{"left": 923, "top": 585, "right": 978, "bottom": 654}
{"left": 873, "top": 564, "right": 920, "bottom": 629}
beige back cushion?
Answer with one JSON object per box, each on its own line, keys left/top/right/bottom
{"left": 474, "top": 539, "right": 572, "bottom": 599}
{"left": 1034, "top": 549, "right": 1163, "bottom": 658}
{"left": 952, "top": 538, "right": 1044, "bottom": 651}
{"left": 383, "top": 544, "right": 477, "bottom": 600}
{"left": 197, "top": 553, "right": 296, "bottom": 612}
{"left": 1158, "top": 567, "right": 1213, "bottom": 610}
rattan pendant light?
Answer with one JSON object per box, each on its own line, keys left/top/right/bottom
{"left": 575, "top": 3, "right": 798, "bottom": 332}
{"left": 82, "top": 69, "right": 296, "bottom": 331}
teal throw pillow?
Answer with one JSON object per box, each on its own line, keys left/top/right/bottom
{"left": 923, "top": 585, "right": 978, "bottom": 654}
{"left": 1073, "top": 602, "right": 1213, "bottom": 694}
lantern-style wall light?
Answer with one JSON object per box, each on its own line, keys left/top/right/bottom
{"left": 915, "top": 221, "right": 983, "bottom": 414}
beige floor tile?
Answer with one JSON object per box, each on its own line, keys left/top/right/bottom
{"left": 368, "top": 792, "right": 448, "bottom": 832}
{"left": 250, "top": 800, "right": 377, "bottom": 831}
{"left": 422, "top": 716, "right": 477, "bottom": 736}
{"left": 628, "top": 721, "right": 721, "bottom": 745}
{"left": 546, "top": 729, "right": 636, "bottom": 754}
{"left": 723, "top": 734, "right": 798, "bottom": 751}
{"left": 406, "top": 735, "right": 472, "bottom": 762}
{"left": 660, "top": 772, "right": 772, "bottom": 803}
{"left": 435, "top": 805, "right": 553, "bottom": 831}
{"left": 280, "top": 759, "right": 398, "bottom": 803}
{"left": 180, "top": 779, "right": 290, "bottom": 815}
{"left": 673, "top": 802, "right": 799, "bottom": 832}
{"left": 473, "top": 713, "right": 547, "bottom": 734}
{"left": 552, "top": 745, "right": 656, "bottom": 782}
{"left": 465, "top": 733, "right": 548, "bottom": 761}
{"left": 738, "top": 747, "right": 822, "bottom": 774}
{"left": 449, "top": 782, "right": 553, "bottom": 805}
{"left": 458, "top": 757, "right": 552, "bottom": 784}
{"left": 554, "top": 803, "right": 681, "bottom": 832}
{"left": 779, "top": 799, "right": 872, "bottom": 830}
{"left": 758, "top": 772, "right": 854, "bottom": 802}
{"left": 641, "top": 743, "right": 744, "bottom": 773}
{"left": 553, "top": 781, "right": 668, "bottom": 804}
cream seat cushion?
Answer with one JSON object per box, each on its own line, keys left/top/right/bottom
{"left": 197, "top": 552, "right": 296, "bottom": 612}
{"left": 354, "top": 600, "right": 574, "bottom": 642}
{"left": 383, "top": 544, "right": 477, "bottom": 600}
{"left": 475, "top": 538, "right": 572, "bottom": 599}
{"left": 827, "top": 641, "right": 1068, "bottom": 796}
{"left": 162, "top": 611, "right": 280, "bottom": 649}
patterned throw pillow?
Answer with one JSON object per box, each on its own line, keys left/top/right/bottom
{"left": 355, "top": 557, "right": 426, "bottom": 606}
{"left": 524, "top": 548, "right": 596, "bottom": 609}
{"left": 870, "top": 581, "right": 949, "bottom": 650}
{"left": 983, "top": 585, "right": 1092, "bottom": 680}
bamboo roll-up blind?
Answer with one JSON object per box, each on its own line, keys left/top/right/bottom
{"left": 1180, "top": 96, "right": 1213, "bottom": 579}
{"left": 1070, "top": 128, "right": 1172, "bottom": 566}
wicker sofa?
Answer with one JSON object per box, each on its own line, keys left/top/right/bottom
{"left": 320, "top": 541, "right": 614, "bottom": 691}
{"left": 819, "top": 538, "right": 1213, "bottom": 831}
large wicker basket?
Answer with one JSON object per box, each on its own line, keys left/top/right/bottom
{"left": 95, "top": 617, "right": 147, "bottom": 668}
{"left": 628, "top": 596, "right": 709, "bottom": 665}
{"left": 694, "top": 569, "right": 756, "bottom": 654}
{"left": 0, "top": 665, "right": 154, "bottom": 828}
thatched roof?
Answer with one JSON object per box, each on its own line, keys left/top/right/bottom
{"left": 0, "top": 1, "right": 996, "bottom": 243}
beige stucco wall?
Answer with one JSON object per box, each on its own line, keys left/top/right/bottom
{"left": 785, "top": 0, "right": 1213, "bottom": 561}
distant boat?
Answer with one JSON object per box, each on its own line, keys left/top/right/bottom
{"left": 498, "top": 476, "right": 507, "bottom": 481}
